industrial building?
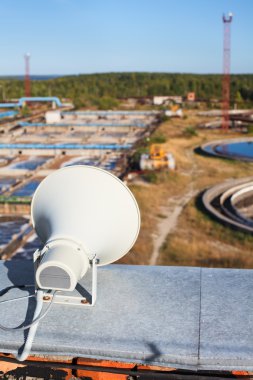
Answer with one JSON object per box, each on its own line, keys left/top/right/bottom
{"left": 0, "top": 107, "right": 159, "bottom": 261}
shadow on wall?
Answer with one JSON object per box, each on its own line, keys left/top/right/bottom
{"left": 0, "top": 364, "right": 70, "bottom": 380}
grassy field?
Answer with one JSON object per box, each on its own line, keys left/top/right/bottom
{"left": 118, "top": 111, "right": 253, "bottom": 268}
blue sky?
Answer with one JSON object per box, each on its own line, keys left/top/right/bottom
{"left": 1, "top": 0, "right": 252, "bottom": 75}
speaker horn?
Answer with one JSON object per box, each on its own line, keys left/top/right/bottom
{"left": 31, "top": 165, "right": 140, "bottom": 305}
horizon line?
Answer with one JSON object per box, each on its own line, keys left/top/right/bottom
{"left": 0, "top": 71, "right": 253, "bottom": 78}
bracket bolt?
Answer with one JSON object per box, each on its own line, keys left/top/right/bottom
{"left": 81, "top": 299, "right": 89, "bottom": 304}
{"left": 43, "top": 295, "right": 51, "bottom": 301}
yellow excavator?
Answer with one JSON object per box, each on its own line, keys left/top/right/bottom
{"left": 140, "top": 144, "right": 175, "bottom": 171}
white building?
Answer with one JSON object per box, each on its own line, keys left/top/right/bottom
{"left": 153, "top": 96, "right": 182, "bottom": 105}
{"left": 45, "top": 111, "right": 62, "bottom": 124}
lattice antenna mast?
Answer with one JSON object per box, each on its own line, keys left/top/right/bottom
{"left": 24, "top": 53, "right": 31, "bottom": 97}
{"left": 222, "top": 13, "right": 233, "bottom": 131}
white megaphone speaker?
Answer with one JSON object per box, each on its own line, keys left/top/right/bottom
{"left": 31, "top": 165, "right": 140, "bottom": 306}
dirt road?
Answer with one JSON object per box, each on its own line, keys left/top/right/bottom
{"left": 150, "top": 150, "right": 197, "bottom": 265}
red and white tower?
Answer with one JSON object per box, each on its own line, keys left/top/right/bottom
{"left": 222, "top": 13, "right": 233, "bottom": 131}
{"left": 24, "top": 53, "right": 31, "bottom": 97}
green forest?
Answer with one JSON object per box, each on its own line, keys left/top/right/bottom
{"left": 0, "top": 73, "right": 252, "bottom": 108}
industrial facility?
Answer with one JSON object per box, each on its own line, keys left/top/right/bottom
{"left": 0, "top": 104, "right": 159, "bottom": 261}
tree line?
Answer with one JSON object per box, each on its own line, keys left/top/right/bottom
{"left": 0, "top": 73, "right": 252, "bottom": 107}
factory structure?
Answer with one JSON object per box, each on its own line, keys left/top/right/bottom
{"left": 0, "top": 101, "right": 160, "bottom": 261}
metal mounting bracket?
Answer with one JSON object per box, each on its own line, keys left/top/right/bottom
{"left": 34, "top": 249, "right": 98, "bottom": 307}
